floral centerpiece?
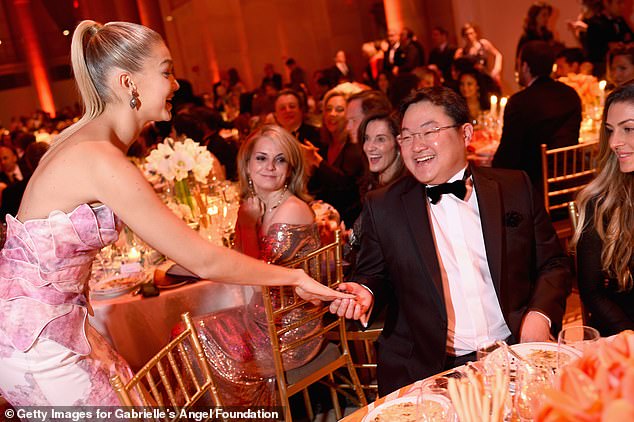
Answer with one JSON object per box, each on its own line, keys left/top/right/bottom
{"left": 145, "top": 137, "right": 214, "bottom": 224}
{"left": 558, "top": 74, "right": 603, "bottom": 115}
{"left": 537, "top": 330, "right": 634, "bottom": 421}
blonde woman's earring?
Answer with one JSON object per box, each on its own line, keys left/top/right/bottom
{"left": 130, "top": 90, "right": 139, "bottom": 109}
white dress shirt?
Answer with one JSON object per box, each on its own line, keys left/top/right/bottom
{"left": 427, "top": 167, "right": 511, "bottom": 356}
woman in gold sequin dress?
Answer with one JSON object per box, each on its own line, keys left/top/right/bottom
{"left": 190, "top": 125, "right": 324, "bottom": 406}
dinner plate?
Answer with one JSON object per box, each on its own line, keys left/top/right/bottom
{"left": 509, "top": 342, "right": 582, "bottom": 371}
{"left": 91, "top": 272, "right": 146, "bottom": 299}
{"left": 362, "top": 394, "right": 455, "bottom": 422}
{"left": 155, "top": 279, "right": 189, "bottom": 289}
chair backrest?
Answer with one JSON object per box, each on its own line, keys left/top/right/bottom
{"left": 110, "top": 312, "right": 222, "bottom": 414}
{"left": 261, "top": 230, "right": 352, "bottom": 398}
{"left": 568, "top": 201, "right": 579, "bottom": 231}
{"left": 541, "top": 141, "right": 599, "bottom": 214}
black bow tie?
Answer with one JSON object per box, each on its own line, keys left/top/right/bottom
{"left": 426, "top": 180, "right": 467, "bottom": 204}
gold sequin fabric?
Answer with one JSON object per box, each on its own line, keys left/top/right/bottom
{"left": 192, "top": 223, "right": 323, "bottom": 408}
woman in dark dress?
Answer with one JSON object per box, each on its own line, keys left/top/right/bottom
{"left": 571, "top": 81, "right": 634, "bottom": 336}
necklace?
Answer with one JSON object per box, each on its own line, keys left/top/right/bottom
{"left": 267, "top": 185, "right": 288, "bottom": 213}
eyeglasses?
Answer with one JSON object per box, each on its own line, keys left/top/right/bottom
{"left": 396, "top": 124, "right": 461, "bottom": 145}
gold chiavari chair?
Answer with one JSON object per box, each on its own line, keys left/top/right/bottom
{"left": 110, "top": 312, "right": 222, "bottom": 421}
{"left": 541, "top": 141, "right": 599, "bottom": 245}
{"left": 541, "top": 141, "right": 599, "bottom": 215}
{"left": 262, "top": 230, "right": 366, "bottom": 421}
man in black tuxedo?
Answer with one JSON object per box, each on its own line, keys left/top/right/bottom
{"left": 330, "top": 87, "right": 571, "bottom": 396}
{"left": 428, "top": 26, "right": 456, "bottom": 82}
{"left": 493, "top": 41, "right": 581, "bottom": 188}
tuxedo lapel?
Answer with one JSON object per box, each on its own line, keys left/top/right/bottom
{"left": 472, "top": 167, "right": 504, "bottom": 296}
{"left": 401, "top": 180, "right": 445, "bottom": 310}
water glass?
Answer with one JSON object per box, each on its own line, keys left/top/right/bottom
{"left": 514, "top": 362, "right": 554, "bottom": 421}
{"left": 557, "top": 325, "right": 599, "bottom": 369}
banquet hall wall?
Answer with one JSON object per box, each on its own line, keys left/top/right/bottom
{"left": 0, "top": 0, "right": 633, "bottom": 124}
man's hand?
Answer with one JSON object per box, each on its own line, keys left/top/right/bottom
{"left": 329, "top": 282, "right": 373, "bottom": 325}
{"left": 520, "top": 311, "right": 551, "bottom": 342}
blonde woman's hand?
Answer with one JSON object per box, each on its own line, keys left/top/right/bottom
{"left": 294, "top": 269, "right": 354, "bottom": 305}
{"left": 237, "top": 196, "right": 264, "bottom": 227}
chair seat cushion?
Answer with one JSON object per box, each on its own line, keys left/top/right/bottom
{"left": 285, "top": 342, "right": 341, "bottom": 385}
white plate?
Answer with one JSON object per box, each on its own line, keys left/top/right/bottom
{"left": 91, "top": 272, "right": 146, "bottom": 299}
{"left": 510, "top": 342, "right": 582, "bottom": 371}
{"left": 362, "top": 394, "right": 455, "bottom": 422}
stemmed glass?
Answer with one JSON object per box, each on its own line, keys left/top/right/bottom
{"left": 514, "top": 362, "right": 554, "bottom": 421}
{"left": 557, "top": 325, "right": 600, "bottom": 370}
{"left": 417, "top": 378, "right": 455, "bottom": 421}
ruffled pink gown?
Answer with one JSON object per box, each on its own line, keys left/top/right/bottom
{"left": 0, "top": 204, "right": 133, "bottom": 405}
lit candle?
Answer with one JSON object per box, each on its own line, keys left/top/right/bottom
{"left": 599, "top": 80, "right": 607, "bottom": 106}
{"left": 499, "top": 97, "right": 508, "bottom": 119}
{"left": 128, "top": 246, "right": 140, "bottom": 261}
{"left": 490, "top": 95, "right": 498, "bottom": 117}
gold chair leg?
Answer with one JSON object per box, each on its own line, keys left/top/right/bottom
{"left": 302, "top": 388, "right": 313, "bottom": 421}
{"left": 327, "top": 373, "right": 342, "bottom": 420}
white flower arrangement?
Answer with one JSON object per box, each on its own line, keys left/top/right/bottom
{"left": 145, "top": 137, "right": 214, "bottom": 183}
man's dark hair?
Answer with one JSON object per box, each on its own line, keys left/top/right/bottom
{"left": 191, "top": 106, "right": 225, "bottom": 133}
{"left": 348, "top": 90, "right": 392, "bottom": 115}
{"left": 399, "top": 87, "right": 470, "bottom": 126}
{"left": 520, "top": 40, "right": 555, "bottom": 78}
{"left": 285, "top": 58, "right": 296, "bottom": 66}
{"left": 432, "top": 26, "right": 448, "bottom": 37}
{"left": 275, "top": 88, "right": 307, "bottom": 112}
{"left": 173, "top": 112, "right": 204, "bottom": 142}
{"left": 556, "top": 47, "right": 585, "bottom": 65}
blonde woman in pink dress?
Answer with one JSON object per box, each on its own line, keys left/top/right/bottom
{"left": 0, "top": 20, "right": 352, "bottom": 407}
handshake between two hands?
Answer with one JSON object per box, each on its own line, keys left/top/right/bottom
{"left": 328, "top": 282, "right": 373, "bottom": 326}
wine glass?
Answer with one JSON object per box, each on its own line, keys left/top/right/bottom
{"left": 417, "top": 382, "right": 455, "bottom": 422}
{"left": 557, "top": 325, "right": 599, "bottom": 370}
{"left": 514, "top": 362, "right": 554, "bottom": 421}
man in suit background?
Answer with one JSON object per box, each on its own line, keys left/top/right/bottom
{"left": 330, "top": 87, "right": 571, "bottom": 396}
{"left": 493, "top": 40, "right": 581, "bottom": 188}
{"left": 428, "top": 26, "right": 456, "bottom": 82}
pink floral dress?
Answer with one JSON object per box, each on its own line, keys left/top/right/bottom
{"left": 0, "top": 204, "right": 132, "bottom": 405}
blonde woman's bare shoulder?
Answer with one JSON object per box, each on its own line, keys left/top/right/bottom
{"left": 272, "top": 196, "right": 314, "bottom": 225}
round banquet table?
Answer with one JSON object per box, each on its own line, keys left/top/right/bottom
{"left": 90, "top": 280, "right": 252, "bottom": 371}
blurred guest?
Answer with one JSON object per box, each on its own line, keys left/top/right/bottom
{"left": 413, "top": 66, "right": 442, "bottom": 89}
{"left": 326, "top": 50, "right": 353, "bottom": 86}
{"left": 394, "top": 28, "right": 425, "bottom": 75}
{"left": 428, "top": 26, "right": 457, "bottom": 82}
{"left": 330, "top": 87, "right": 571, "bottom": 395}
{"left": 455, "top": 22, "right": 503, "bottom": 81}
{"left": 185, "top": 125, "right": 326, "bottom": 407}
{"left": 608, "top": 43, "right": 634, "bottom": 87}
{"left": 586, "top": 0, "right": 634, "bottom": 77}
{"left": 555, "top": 47, "right": 587, "bottom": 77}
{"left": 1, "top": 142, "right": 49, "bottom": 218}
{"left": 493, "top": 41, "right": 582, "bottom": 187}
{"left": 227, "top": 67, "right": 246, "bottom": 95}
{"left": 0, "top": 146, "right": 23, "bottom": 187}
{"left": 361, "top": 42, "right": 384, "bottom": 87}
{"left": 306, "top": 86, "right": 367, "bottom": 226}
{"left": 274, "top": 88, "right": 321, "bottom": 147}
{"left": 345, "top": 89, "right": 392, "bottom": 144}
{"left": 173, "top": 112, "right": 225, "bottom": 181}
{"left": 260, "top": 63, "right": 282, "bottom": 91}
{"left": 383, "top": 29, "right": 401, "bottom": 75}
{"left": 516, "top": 2, "right": 555, "bottom": 58}
{"left": 568, "top": 0, "right": 604, "bottom": 52}
{"left": 251, "top": 80, "right": 278, "bottom": 117}
{"left": 571, "top": 81, "right": 634, "bottom": 336}
{"left": 458, "top": 69, "right": 491, "bottom": 122}
{"left": 376, "top": 71, "right": 392, "bottom": 98}
{"left": 285, "top": 58, "right": 308, "bottom": 94}
{"left": 193, "top": 107, "right": 239, "bottom": 181}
